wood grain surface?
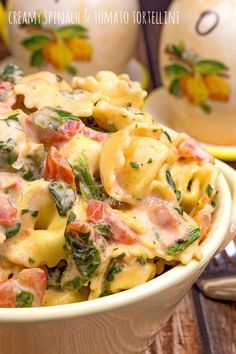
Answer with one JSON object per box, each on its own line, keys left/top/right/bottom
{"left": 0, "top": 1, "right": 235, "bottom": 352}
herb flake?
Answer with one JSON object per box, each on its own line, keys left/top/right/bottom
{"left": 165, "top": 226, "right": 200, "bottom": 255}
{"left": 16, "top": 291, "right": 34, "bottom": 308}
{"left": 166, "top": 170, "right": 181, "bottom": 201}
{"left": 130, "top": 161, "right": 140, "bottom": 169}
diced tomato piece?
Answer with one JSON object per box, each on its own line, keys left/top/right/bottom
{"left": 86, "top": 200, "right": 104, "bottom": 221}
{"left": 24, "top": 114, "right": 107, "bottom": 147}
{"left": 87, "top": 200, "right": 138, "bottom": 244}
{"left": 67, "top": 220, "right": 90, "bottom": 235}
{"left": 0, "top": 193, "right": 17, "bottom": 227}
{"left": 145, "top": 200, "right": 195, "bottom": 249}
{"left": 0, "top": 268, "right": 46, "bottom": 308}
{"left": 0, "top": 81, "right": 16, "bottom": 111}
{"left": 193, "top": 196, "right": 214, "bottom": 240}
{"left": 147, "top": 202, "right": 179, "bottom": 232}
{"left": 81, "top": 125, "right": 108, "bottom": 143}
{"left": 58, "top": 120, "right": 81, "bottom": 140}
{"left": 178, "top": 137, "right": 214, "bottom": 163}
{"left": 0, "top": 173, "right": 24, "bottom": 192}
{"left": 0, "top": 280, "right": 17, "bottom": 307}
{"left": 44, "top": 146, "right": 76, "bottom": 188}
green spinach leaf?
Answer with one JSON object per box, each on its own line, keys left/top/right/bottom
{"left": 165, "top": 226, "right": 200, "bottom": 255}
{"left": 49, "top": 181, "right": 76, "bottom": 216}
{"left": 16, "top": 291, "right": 34, "bottom": 308}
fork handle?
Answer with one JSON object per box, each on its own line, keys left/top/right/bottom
{"left": 198, "top": 276, "right": 236, "bottom": 301}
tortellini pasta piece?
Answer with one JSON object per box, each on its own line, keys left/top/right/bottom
{"left": 72, "top": 71, "right": 147, "bottom": 109}
{"left": 17, "top": 71, "right": 71, "bottom": 91}
{"left": 92, "top": 100, "right": 153, "bottom": 132}
{"left": 168, "top": 161, "right": 218, "bottom": 213}
{"left": 109, "top": 261, "right": 156, "bottom": 294}
{"left": 14, "top": 72, "right": 100, "bottom": 117}
{"left": 59, "top": 134, "right": 102, "bottom": 175}
{"left": 42, "top": 288, "right": 88, "bottom": 306}
{"left": 100, "top": 122, "right": 168, "bottom": 204}
{"left": 2, "top": 179, "right": 68, "bottom": 267}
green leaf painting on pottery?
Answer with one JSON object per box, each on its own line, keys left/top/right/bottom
{"left": 164, "top": 64, "right": 189, "bottom": 79}
{"left": 200, "top": 102, "right": 212, "bottom": 114}
{"left": 21, "top": 35, "right": 50, "bottom": 52}
{"left": 168, "top": 41, "right": 185, "bottom": 58}
{"left": 56, "top": 25, "right": 88, "bottom": 40}
{"left": 31, "top": 49, "right": 44, "bottom": 67}
{"left": 66, "top": 66, "right": 78, "bottom": 75}
{"left": 195, "top": 60, "right": 229, "bottom": 75}
{"left": 169, "top": 78, "right": 181, "bottom": 96}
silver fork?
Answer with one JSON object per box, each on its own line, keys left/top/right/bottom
{"left": 196, "top": 239, "right": 236, "bottom": 301}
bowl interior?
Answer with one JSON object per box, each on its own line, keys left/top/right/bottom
{"left": 0, "top": 170, "right": 231, "bottom": 323}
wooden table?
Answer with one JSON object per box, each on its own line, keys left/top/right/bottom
{"left": 0, "top": 2, "right": 235, "bottom": 352}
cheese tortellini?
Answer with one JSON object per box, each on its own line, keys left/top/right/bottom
{"left": 0, "top": 67, "right": 218, "bottom": 308}
{"left": 72, "top": 71, "right": 147, "bottom": 108}
{"left": 100, "top": 122, "right": 169, "bottom": 203}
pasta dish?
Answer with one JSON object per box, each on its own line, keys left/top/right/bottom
{"left": 0, "top": 65, "right": 218, "bottom": 307}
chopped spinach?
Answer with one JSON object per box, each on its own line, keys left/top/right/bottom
{"left": 16, "top": 291, "right": 34, "bottom": 308}
{"left": 106, "top": 253, "right": 125, "bottom": 282}
{"left": 175, "top": 207, "right": 184, "bottom": 216}
{"left": 28, "top": 257, "right": 35, "bottom": 265}
{"left": 3, "top": 187, "right": 11, "bottom": 194}
{"left": 0, "top": 139, "right": 18, "bottom": 166}
{"left": 5, "top": 113, "right": 19, "bottom": 123}
{"left": 0, "top": 64, "right": 23, "bottom": 84}
{"left": 163, "top": 130, "right": 172, "bottom": 142}
{"left": 21, "top": 209, "right": 39, "bottom": 217}
{"left": 94, "top": 223, "right": 113, "bottom": 240}
{"left": 166, "top": 170, "right": 181, "bottom": 201}
{"left": 49, "top": 181, "right": 76, "bottom": 216}
{"left": 187, "top": 179, "right": 193, "bottom": 191}
{"left": 73, "top": 154, "right": 102, "bottom": 201}
{"left": 67, "top": 210, "right": 77, "bottom": 225}
{"left": 18, "top": 145, "right": 45, "bottom": 181}
{"left": 130, "top": 161, "right": 140, "bottom": 169}
{"left": 34, "top": 106, "right": 79, "bottom": 131}
{"left": 46, "top": 259, "right": 68, "bottom": 289}
{"left": 62, "top": 276, "right": 82, "bottom": 290}
{"left": 137, "top": 256, "right": 147, "bottom": 265}
{"left": 27, "top": 144, "right": 45, "bottom": 169}
{"left": 19, "top": 158, "right": 35, "bottom": 180}
{"left": 211, "top": 200, "right": 216, "bottom": 208}
{"left": 106, "top": 263, "right": 124, "bottom": 281}
{"left": 101, "top": 253, "right": 126, "bottom": 295}
{"left": 165, "top": 226, "right": 200, "bottom": 255}
{"left": 206, "top": 184, "right": 213, "bottom": 198}
{"left": 64, "top": 226, "right": 101, "bottom": 287}
{"left": 5, "top": 221, "right": 21, "bottom": 238}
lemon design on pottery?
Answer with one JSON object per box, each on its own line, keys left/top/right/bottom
{"left": 21, "top": 13, "right": 92, "bottom": 74}
{"left": 164, "top": 41, "right": 230, "bottom": 113}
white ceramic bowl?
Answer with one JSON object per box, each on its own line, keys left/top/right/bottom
{"left": 0, "top": 162, "right": 234, "bottom": 354}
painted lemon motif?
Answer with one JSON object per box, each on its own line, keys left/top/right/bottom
{"left": 44, "top": 41, "right": 74, "bottom": 71}
{"left": 181, "top": 75, "right": 209, "bottom": 105}
{"left": 67, "top": 38, "right": 92, "bottom": 62}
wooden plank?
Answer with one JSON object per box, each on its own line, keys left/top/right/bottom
{"left": 199, "top": 291, "right": 236, "bottom": 354}
{"left": 145, "top": 290, "right": 203, "bottom": 354}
